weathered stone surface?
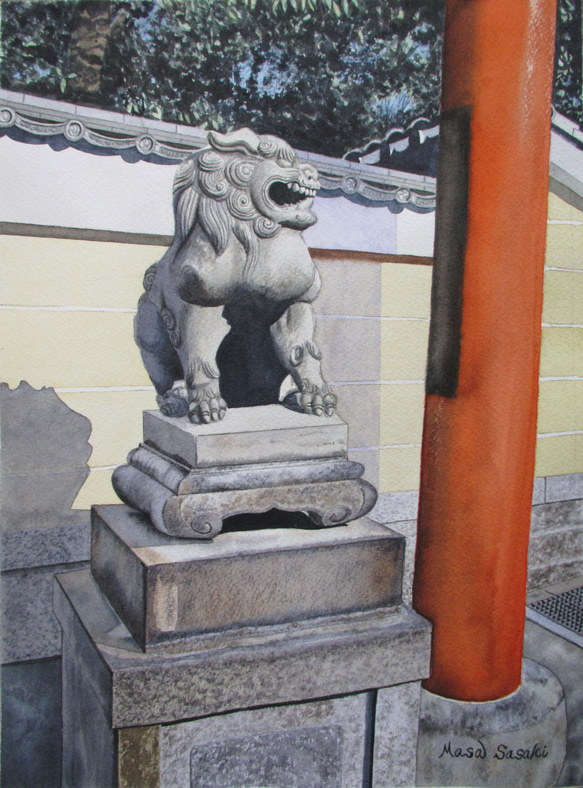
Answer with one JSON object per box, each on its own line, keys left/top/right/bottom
{"left": 54, "top": 568, "right": 431, "bottom": 729}
{"left": 91, "top": 505, "right": 404, "bottom": 648}
{"left": 61, "top": 632, "right": 116, "bottom": 788}
{"left": 545, "top": 473, "right": 583, "bottom": 503}
{"left": 160, "top": 694, "right": 369, "bottom": 788}
{"left": 143, "top": 405, "right": 347, "bottom": 468}
{"left": 527, "top": 499, "right": 583, "bottom": 591}
{"left": 416, "top": 658, "right": 567, "bottom": 788}
{"left": 1, "top": 657, "right": 62, "bottom": 788}
{"left": 119, "top": 726, "right": 160, "bottom": 788}
{"left": 0, "top": 521, "right": 90, "bottom": 571}
{"left": 524, "top": 619, "right": 583, "bottom": 787}
{"left": 2, "top": 561, "right": 88, "bottom": 663}
{"left": 373, "top": 681, "right": 422, "bottom": 788}
{"left": 530, "top": 499, "right": 583, "bottom": 534}
{"left": 532, "top": 476, "right": 545, "bottom": 505}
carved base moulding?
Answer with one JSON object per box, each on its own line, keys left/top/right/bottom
{"left": 113, "top": 406, "right": 377, "bottom": 539}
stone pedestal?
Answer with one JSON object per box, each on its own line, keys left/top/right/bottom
{"left": 55, "top": 504, "right": 431, "bottom": 788}
{"left": 112, "top": 406, "right": 377, "bottom": 538}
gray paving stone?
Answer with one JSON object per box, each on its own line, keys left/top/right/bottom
{"left": 0, "top": 521, "right": 90, "bottom": 571}
{"left": 545, "top": 473, "right": 583, "bottom": 503}
{"left": 532, "top": 476, "right": 546, "bottom": 505}
{"left": 143, "top": 405, "right": 347, "bottom": 468}
{"left": 91, "top": 505, "right": 404, "bottom": 647}
{"left": 2, "top": 561, "right": 88, "bottom": 663}
{"left": 54, "top": 568, "right": 431, "bottom": 729}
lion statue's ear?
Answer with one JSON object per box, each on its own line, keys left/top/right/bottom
{"left": 207, "top": 128, "right": 261, "bottom": 156}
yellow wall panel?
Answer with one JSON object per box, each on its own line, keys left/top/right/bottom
{"left": 537, "top": 380, "right": 583, "bottom": 434}
{"left": 58, "top": 389, "right": 157, "bottom": 468}
{"left": 545, "top": 224, "right": 583, "bottom": 270}
{"left": 1, "top": 235, "right": 165, "bottom": 308}
{"left": 542, "top": 270, "right": 583, "bottom": 325}
{"left": 381, "top": 263, "right": 432, "bottom": 319}
{"left": 534, "top": 434, "right": 583, "bottom": 477}
{"left": 0, "top": 310, "right": 151, "bottom": 389}
{"left": 378, "top": 445, "right": 422, "bottom": 493}
{"left": 547, "top": 192, "right": 583, "bottom": 222}
{"left": 379, "top": 384, "right": 425, "bottom": 446}
{"left": 380, "top": 321, "right": 429, "bottom": 381}
{"left": 72, "top": 467, "right": 118, "bottom": 509}
{"left": 539, "top": 327, "right": 583, "bottom": 378}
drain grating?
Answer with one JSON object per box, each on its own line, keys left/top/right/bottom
{"left": 528, "top": 586, "right": 583, "bottom": 636}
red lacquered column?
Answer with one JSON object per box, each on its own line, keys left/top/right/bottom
{"left": 412, "top": 0, "right": 557, "bottom": 701}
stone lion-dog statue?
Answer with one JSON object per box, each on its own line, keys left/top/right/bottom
{"left": 136, "top": 127, "right": 336, "bottom": 424}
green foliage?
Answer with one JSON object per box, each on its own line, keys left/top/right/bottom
{"left": 2, "top": 0, "right": 581, "bottom": 156}
{"left": 553, "top": 0, "right": 582, "bottom": 126}
{"left": 0, "top": 0, "right": 444, "bottom": 156}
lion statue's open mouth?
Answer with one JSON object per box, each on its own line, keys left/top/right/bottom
{"left": 134, "top": 127, "right": 336, "bottom": 425}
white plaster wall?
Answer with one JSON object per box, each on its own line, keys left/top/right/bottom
{"left": 1, "top": 135, "right": 435, "bottom": 256}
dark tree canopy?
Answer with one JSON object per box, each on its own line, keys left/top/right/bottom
{"left": 0, "top": 0, "right": 580, "bottom": 159}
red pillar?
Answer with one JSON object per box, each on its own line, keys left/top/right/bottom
{"left": 412, "top": 0, "right": 557, "bottom": 701}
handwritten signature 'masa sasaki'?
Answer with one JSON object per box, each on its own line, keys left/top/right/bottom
{"left": 439, "top": 740, "right": 549, "bottom": 761}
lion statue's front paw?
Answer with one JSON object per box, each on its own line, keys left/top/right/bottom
{"left": 157, "top": 385, "right": 189, "bottom": 418}
{"left": 283, "top": 380, "right": 337, "bottom": 417}
{"left": 187, "top": 385, "right": 227, "bottom": 424}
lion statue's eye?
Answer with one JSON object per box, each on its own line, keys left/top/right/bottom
{"left": 276, "top": 158, "right": 294, "bottom": 169}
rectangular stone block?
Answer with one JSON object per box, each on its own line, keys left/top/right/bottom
{"left": 91, "top": 504, "right": 405, "bottom": 648}
{"left": 160, "top": 693, "right": 369, "bottom": 788}
{"left": 143, "top": 405, "right": 348, "bottom": 468}
{"left": 54, "top": 568, "right": 431, "bottom": 729}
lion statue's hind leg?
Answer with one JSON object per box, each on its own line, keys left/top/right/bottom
{"left": 135, "top": 299, "right": 189, "bottom": 417}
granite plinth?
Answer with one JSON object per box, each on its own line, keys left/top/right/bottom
{"left": 143, "top": 405, "right": 347, "bottom": 468}
{"left": 54, "top": 568, "right": 431, "bottom": 729}
{"left": 91, "top": 504, "right": 405, "bottom": 649}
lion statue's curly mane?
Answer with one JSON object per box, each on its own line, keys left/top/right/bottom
{"left": 136, "top": 127, "right": 336, "bottom": 423}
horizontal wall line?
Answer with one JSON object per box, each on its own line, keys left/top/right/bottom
{"left": 540, "top": 376, "right": 583, "bottom": 381}
{"left": 547, "top": 220, "right": 583, "bottom": 225}
{"left": 1, "top": 223, "right": 434, "bottom": 266}
{"left": 349, "top": 443, "right": 422, "bottom": 451}
{"left": 55, "top": 385, "right": 155, "bottom": 393}
{"left": 0, "top": 221, "right": 172, "bottom": 246}
{"left": 1, "top": 305, "right": 137, "bottom": 313}
{"left": 329, "top": 380, "right": 425, "bottom": 386}
{"left": 545, "top": 266, "right": 583, "bottom": 272}
{"left": 542, "top": 322, "right": 583, "bottom": 328}
{"left": 538, "top": 430, "right": 583, "bottom": 438}
{"left": 316, "top": 314, "right": 428, "bottom": 322}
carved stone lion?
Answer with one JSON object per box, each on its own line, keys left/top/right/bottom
{"left": 136, "top": 127, "right": 336, "bottom": 423}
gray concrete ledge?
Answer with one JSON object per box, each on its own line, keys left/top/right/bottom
{"left": 0, "top": 521, "right": 90, "bottom": 571}
{"left": 54, "top": 568, "right": 431, "bottom": 729}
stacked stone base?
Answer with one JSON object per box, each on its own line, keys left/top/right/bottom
{"left": 55, "top": 504, "right": 431, "bottom": 788}
{"left": 112, "top": 406, "right": 377, "bottom": 538}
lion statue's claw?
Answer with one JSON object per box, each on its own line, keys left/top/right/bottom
{"left": 283, "top": 387, "right": 337, "bottom": 417}
{"left": 188, "top": 395, "right": 227, "bottom": 425}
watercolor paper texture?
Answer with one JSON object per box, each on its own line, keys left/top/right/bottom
{"left": 1, "top": 1, "right": 582, "bottom": 786}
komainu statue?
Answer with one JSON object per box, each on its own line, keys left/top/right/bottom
{"left": 136, "top": 127, "right": 336, "bottom": 423}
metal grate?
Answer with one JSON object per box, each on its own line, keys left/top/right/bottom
{"left": 529, "top": 587, "right": 583, "bottom": 636}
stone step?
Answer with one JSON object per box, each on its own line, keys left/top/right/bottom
{"left": 91, "top": 504, "right": 405, "bottom": 650}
